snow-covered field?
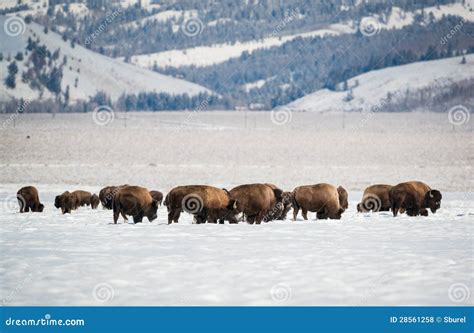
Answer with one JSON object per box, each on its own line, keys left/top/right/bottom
{"left": 0, "top": 111, "right": 472, "bottom": 305}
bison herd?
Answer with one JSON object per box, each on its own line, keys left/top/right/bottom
{"left": 14, "top": 181, "right": 442, "bottom": 224}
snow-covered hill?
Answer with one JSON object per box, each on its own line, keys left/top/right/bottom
{"left": 0, "top": 15, "right": 211, "bottom": 102}
{"left": 282, "top": 54, "right": 474, "bottom": 113}
{"left": 128, "top": 2, "right": 474, "bottom": 69}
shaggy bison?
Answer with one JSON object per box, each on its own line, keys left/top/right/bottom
{"left": 292, "top": 183, "right": 345, "bottom": 220}
{"left": 90, "top": 194, "right": 100, "bottom": 209}
{"left": 357, "top": 184, "right": 393, "bottom": 212}
{"left": 390, "top": 181, "right": 442, "bottom": 217}
{"left": 17, "top": 186, "right": 44, "bottom": 213}
{"left": 149, "top": 190, "right": 164, "bottom": 205}
{"left": 54, "top": 191, "right": 75, "bottom": 214}
{"left": 164, "top": 185, "right": 238, "bottom": 224}
{"left": 229, "top": 183, "right": 283, "bottom": 224}
{"left": 113, "top": 186, "right": 158, "bottom": 224}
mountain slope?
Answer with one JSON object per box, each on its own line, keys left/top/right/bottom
{"left": 129, "top": 2, "right": 474, "bottom": 69}
{"left": 0, "top": 15, "right": 211, "bottom": 103}
{"left": 282, "top": 54, "right": 473, "bottom": 113}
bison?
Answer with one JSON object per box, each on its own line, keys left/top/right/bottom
{"left": 71, "top": 190, "right": 98, "bottom": 209}
{"left": 90, "top": 194, "right": 100, "bottom": 209}
{"left": 164, "top": 185, "right": 238, "bottom": 224}
{"left": 113, "top": 186, "right": 158, "bottom": 224}
{"left": 17, "top": 186, "right": 44, "bottom": 213}
{"left": 229, "top": 183, "right": 283, "bottom": 224}
{"left": 54, "top": 191, "right": 75, "bottom": 214}
{"left": 292, "top": 183, "right": 345, "bottom": 220}
{"left": 357, "top": 184, "right": 393, "bottom": 212}
{"left": 390, "top": 181, "right": 442, "bottom": 217}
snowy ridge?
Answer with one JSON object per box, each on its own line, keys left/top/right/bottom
{"left": 0, "top": 16, "right": 211, "bottom": 102}
{"left": 282, "top": 54, "right": 474, "bottom": 113}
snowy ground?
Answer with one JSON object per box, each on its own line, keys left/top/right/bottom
{"left": 0, "top": 111, "right": 472, "bottom": 305}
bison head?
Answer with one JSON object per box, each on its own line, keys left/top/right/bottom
{"left": 145, "top": 200, "right": 159, "bottom": 222}
{"left": 54, "top": 195, "right": 61, "bottom": 209}
{"left": 424, "top": 189, "right": 442, "bottom": 213}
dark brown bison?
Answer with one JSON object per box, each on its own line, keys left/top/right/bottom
{"left": 229, "top": 183, "right": 283, "bottom": 224}
{"left": 337, "top": 186, "right": 348, "bottom": 211}
{"left": 17, "top": 186, "right": 44, "bottom": 213}
{"left": 149, "top": 190, "right": 163, "bottom": 205}
{"left": 90, "top": 194, "right": 100, "bottom": 209}
{"left": 390, "top": 181, "right": 442, "bottom": 217}
{"left": 292, "top": 183, "right": 344, "bottom": 220}
{"left": 113, "top": 186, "right": 158, "bottom": 224}
{"left": 54, "top": 191, "right": 75, "bottom": 214}
{"left": 99, "top": 185, "right": 129, "bottom": 209}
{"left": 357, "top": 184, "right": 393, "bottom": 212}
{"left": 164, "top": 185, "right": 238, "bottom": 224}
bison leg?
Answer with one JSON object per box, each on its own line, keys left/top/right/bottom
{"left": 168, "top": 209, "right": 181, "bottom": 224}
{"left": 317, "top": 207, "right": 329, "bottom": 219}
{"left": 133, "top": 213, "right": 143, "bottom": 224}
{"left": 113, "top": 209, "right": 120, "bottom": 224}
{"left": 302, "top": 209, "right": 308, "bottom": 220}
{"left": 391, "top": 202, "right": 399, "bottom": 217}
{"left": 246, "top": 215, "right": 256, "bottom": 224}
{"left": 18, "top": 198, "right": 24, "bottom": 213}
{"left": 255, "top": 211, "right": 265, "bottom": 225}
{"left": 292, "top": 207, "right": 299, "bottom": 221}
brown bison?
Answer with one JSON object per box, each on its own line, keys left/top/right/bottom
{"left": 229, "top": 183, "right": 283, "bottom": 224}
{"left": 357, "top": 184, "right": 393, "bottom": 212}
{"left": 54, "top": 191, "right": 75, "bottom": 214}
{"left": 390, "top": 181, "right": 442, "bottom": 217}
{"left": 90, "top": 194, "right": 100, "bottom": 209}
{"left": 164, "top": 185, "right": 238, "bottom": 224}
{"left": 17, "top": 186, "right": 44, "bottom": 213}
{"left": 99, "top": 185, "right": 129, "bottom": 209}
{"left": 71, "top": 190, "right": 98, "bottom": 209}
{"left": 149, "top": 190, "right": 164, "bottom": 205}
{"left": 113, "top": 186, "right": 158, "bottom": 224}
{"left": 337, "top": 186, "right": 348, "bottom": 211}
{"left": 292, "top": 183, "right": 345, "bottom": 220}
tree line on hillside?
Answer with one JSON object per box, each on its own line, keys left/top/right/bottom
{"left": 160, "top": 16, "right": 474, "bottom": 108}
{"left": 33, "top": 0, "right": 460, "bottom": 58}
